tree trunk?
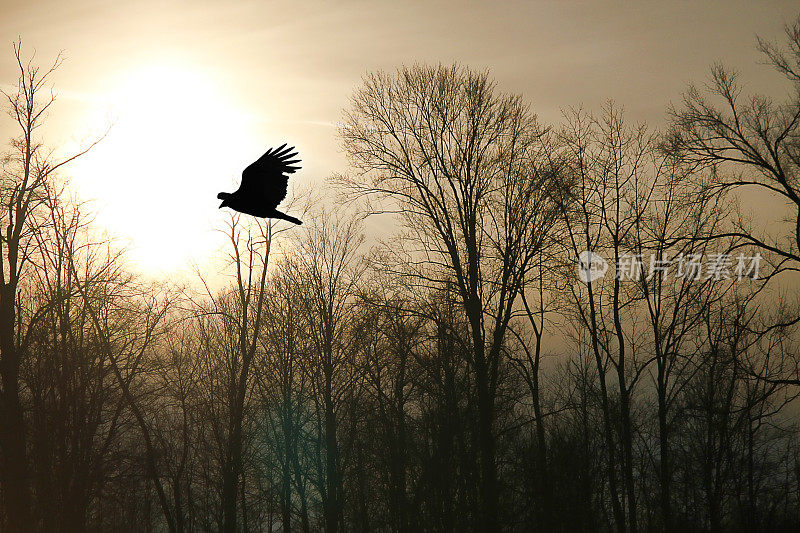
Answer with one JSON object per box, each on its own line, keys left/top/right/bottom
{"left": 657, "top": 369, "right": 672, "bottom": 532}
{"left": 0, "top": 282, "right": 32, "bottom": 532}
{"left": 324, "top": 384, "right": 341, "bottom": 533}
{"left": 222, "top": 403, "right": 243, "bottom": 532}
{"left": 475, "top": 356, "right": 498, "bottom": 533}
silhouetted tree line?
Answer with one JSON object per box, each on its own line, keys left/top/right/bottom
{"left": 2, "top": 16, "right": 800, "bottom": 533}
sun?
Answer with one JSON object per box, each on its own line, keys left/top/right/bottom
{"left": 71, "top": 60, "right": 261, "bottom": 276}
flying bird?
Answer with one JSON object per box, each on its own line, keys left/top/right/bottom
{"left": 218, "top": 144, "right": 303, "bottom": 224}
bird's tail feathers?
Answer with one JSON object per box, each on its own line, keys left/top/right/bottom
{"left": 275, "top": 211, "right": 303, "bottom": 225}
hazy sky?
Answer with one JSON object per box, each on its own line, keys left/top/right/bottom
{"left": 1, "top": 0, "right": 798, "bottom": 274}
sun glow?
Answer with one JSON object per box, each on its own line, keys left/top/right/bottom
{"left": 72, "top": 61, "right": 261, "bottom": 276}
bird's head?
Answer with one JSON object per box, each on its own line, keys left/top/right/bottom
{"left": 217, "top": 192, "right": 231, "bottom": 208}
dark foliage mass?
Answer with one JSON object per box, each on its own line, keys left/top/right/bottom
{"left": 1, "top": 15, "right": 800, "bottom": 533}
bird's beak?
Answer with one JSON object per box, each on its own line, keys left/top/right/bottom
{"left": 219, "top": 201, "right": 225, "bottom": 208}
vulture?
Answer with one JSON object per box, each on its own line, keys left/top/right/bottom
{"left": 217, "top": 144, "right": 302, "bottom": 224}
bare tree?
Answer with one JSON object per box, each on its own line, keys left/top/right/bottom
{"left": 204, "top": 215, "right": 274, "bottom": 533}
{"left": 296, "top": 211, "right": 365, "bottom": 533}
{"left": 340, "top": 64, "right": 559, "bottom": 530}
{"left": 551, "top": 104, "right": 663, "bottom": 533}
{"left": 0, "top": 40, "right": 100, "bottom": 532}
{"left": 628, "top": 155, "right": 731, "bottom": 531}
{"left": 667, "top": 16, "right": 800, "bottom": 289}
{"left": 254, "top": 260, "right": 313, "bottom": 533}
{"left": 66, "top": 236, "right": 174, "bottom": 532}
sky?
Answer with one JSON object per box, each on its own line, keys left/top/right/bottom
{"left": 1, "top": 0, "right": 798, "bottom": 276}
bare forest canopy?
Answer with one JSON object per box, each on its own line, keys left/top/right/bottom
{"left": 2, "top": 14, "right": 800, "bottom": 533}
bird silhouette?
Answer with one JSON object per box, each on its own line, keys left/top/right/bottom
{"left": 217, "top": 144, "right": 303, "bottom": 224}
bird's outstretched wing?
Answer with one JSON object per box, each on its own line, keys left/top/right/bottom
{"left": 238, "top": 144, "right": 301, "bottom": 208}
